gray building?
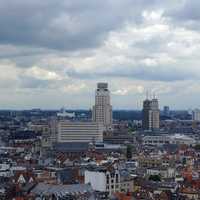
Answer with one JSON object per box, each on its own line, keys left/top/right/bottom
{"left": 163, "top": 106, "right": 170, "bottom": 117}
{"left": 57, "top": 121, "right": 104, "bottom": 143}
{"left": 142, "top": 98, "right": 160, "bottom": 131}
{"left": 192, "top": 109, "right": 200, "bottom": 121}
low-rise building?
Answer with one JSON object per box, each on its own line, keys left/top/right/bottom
{"left": 143, "top": 134, "right": 196, "bottom": 146}
{"left": 146, "top": 167, "right": 175, "bottom": 179}
{"left": 85, "top": 167, "right": 133, "bottom": 196}
{"left": 31, "top": 183, "right": 95, "bottom": 199}
{"left": 57, "top": 121, "right": 104, "bottom": 143}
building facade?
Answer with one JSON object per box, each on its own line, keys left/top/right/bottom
{"left": 92, "top": 83, "right": 112, "bottom": 130}
{"left": 163, "top": 106, "right": 170, "bottom": 117}
{"left": 57, "top": 121, "right": 104, "bottom": 143}
{"left": 142, "top": 98, "right": 160, "bottom": 130}
{"left": 85, "top": 169, "right": 133, "bottom": 196}
{"left": 143, "top": 134, "right": 196, "bottom": 146}
{"left": 192, "top": 109, "right": 200, "bottom": 121}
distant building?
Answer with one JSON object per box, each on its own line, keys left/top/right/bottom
{"left": 57, "top": 107, "right": 75, "bottom": 118}
{"left": 103, "top": 134, "right": 135, "bottom": 144}
{"left": 57, "top": 121, "right": 103, "bottom": 143}
{"left": 163, "top": 106, "right": 170, "bottom": 117}
{"left": 31, "top": 118, "right": 57, "bottom": 149}
{"left": 92, "top": 83, "right": 112, "bottom": 130}
{"left": 143, "top": 134, "right": 196, "bottom": 146}
{"left": 31, "top": 183, "right": 95, "bottom": 199}
{"left": 94, "top": 143, "right": 127, "bottom": 154}
{"left": 142, "top": 99, "right": 152, "bottom": 130}
{"left": 53, "top": 142, "right": 89, "bottom": 154}
{"left": 142, "top": 98, "right": 160, "bottom": 130}
{"left": 85, "top": 168, "right": 133, "bottom": 196}
{"left": 192, "top": 109, "right": 200, "bottom": 121}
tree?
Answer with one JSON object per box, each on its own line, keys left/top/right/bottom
{"left": 149, "top": 175, "right": 161, "bottom": 182}
{"left": 126, "top": 144, "right": 133, "bottom": 160}
{"left": 194, "top": 144, "right": 200, "bottom": 151}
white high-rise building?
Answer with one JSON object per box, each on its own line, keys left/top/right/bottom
{"left": 92, "top": 83, "right": 112, "bottom": 130}
{"left": 192, "top": 109, "right": 200, "bottom": 121}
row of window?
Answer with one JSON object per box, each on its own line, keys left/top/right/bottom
{"left": 145, "top": 140, "right": 170, "bottom": 144}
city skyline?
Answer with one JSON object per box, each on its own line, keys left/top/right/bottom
{"left": 0, "top": 0, "right": 200, "bottom": 109}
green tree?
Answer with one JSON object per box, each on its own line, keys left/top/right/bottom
{"left": 126, "top": 144, "right": 133, "bottom": 160}
{"left": 194, "top": 144, "right": 200, "bottom": 151}
{"left": 149, "top": 175, "right": 161, "bottom": 182}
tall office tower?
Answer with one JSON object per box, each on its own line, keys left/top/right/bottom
{"left": 142, "top": 98, "right": 160, "bottom": 130}
{"left": 92, "top": 83, "right": 112, "bottom": 130}
{"left": 142, "top": 99, "right": 152, "bottom": 131}
{"left": 151, "top": 98, "right": 160, "bottom": 130}
{"left": 192, "top": 109, "right": 200, "bottom": 121}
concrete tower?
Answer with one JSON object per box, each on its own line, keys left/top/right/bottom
{"left": 92, "top": 83, "right": 112, "bottom": 130}
{"left": 142, "top": 97, "right": 160, "bottom": 131}
{"left": 151, "top": 98, "right": 160, "bottom": 130}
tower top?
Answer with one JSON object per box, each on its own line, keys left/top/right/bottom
{"left": 97, "top": 82, "right": 108, "bottom": 89}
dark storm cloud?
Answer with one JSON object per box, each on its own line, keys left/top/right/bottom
{"left": 19, "top": 75, "right": 61, "bottom": 89}
{"left": 67, "top": 64, "right": 197, "bottom": 82}
{"left": 169, "top": 0, "right": 200, "bottom": 21}
{"left": 1, "top": 0, "right": 200, "bottom": 109}
{"left": 165, "top": 0, "right": 200, "bottom": 29}
{"left": 0, "top": 0, "right": 161, "bottom": 51}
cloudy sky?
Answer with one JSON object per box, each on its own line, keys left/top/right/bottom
{"left": 0, "top": 0, "right": 200, "bottom": 110}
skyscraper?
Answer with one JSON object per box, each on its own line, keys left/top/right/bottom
{"left": 142, "top": 97, "right": 160, "bottom": 131}
{"left": 142, "top": 99, "right": 151, "bottom": 131}
{"left": 151, "top": 98, "right": 160, "bottom": 130}
{"left": 92, "top": 83, "right": 112, "bottom": 130}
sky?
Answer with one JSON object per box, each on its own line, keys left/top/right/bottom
{"left": 0, "top": 0, "right": 200, "bottom": 110}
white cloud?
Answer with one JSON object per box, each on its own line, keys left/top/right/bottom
{"left": 62, "top": 83, "right": 88, "bottom": 93}
{"left": 112, "top": 83, "right": 144, "bottom": 96}
{"left": 142, "top": 9, "right": 165, "bottom": 24}
{"left": 25, "top": 66, "right": 63, "bottom": 81}
{"left": 0, "top": 1, "right": 200, "bottom": 109}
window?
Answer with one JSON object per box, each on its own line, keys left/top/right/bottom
{"left": 106, "top": 175, "right": 109, "bottom": 184}
{"left": 116, "top": 174, "right": 119, "bottom": 182}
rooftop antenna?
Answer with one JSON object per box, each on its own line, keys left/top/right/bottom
{"left": 153, "top": 92, "right": 156, "bottom": 99}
